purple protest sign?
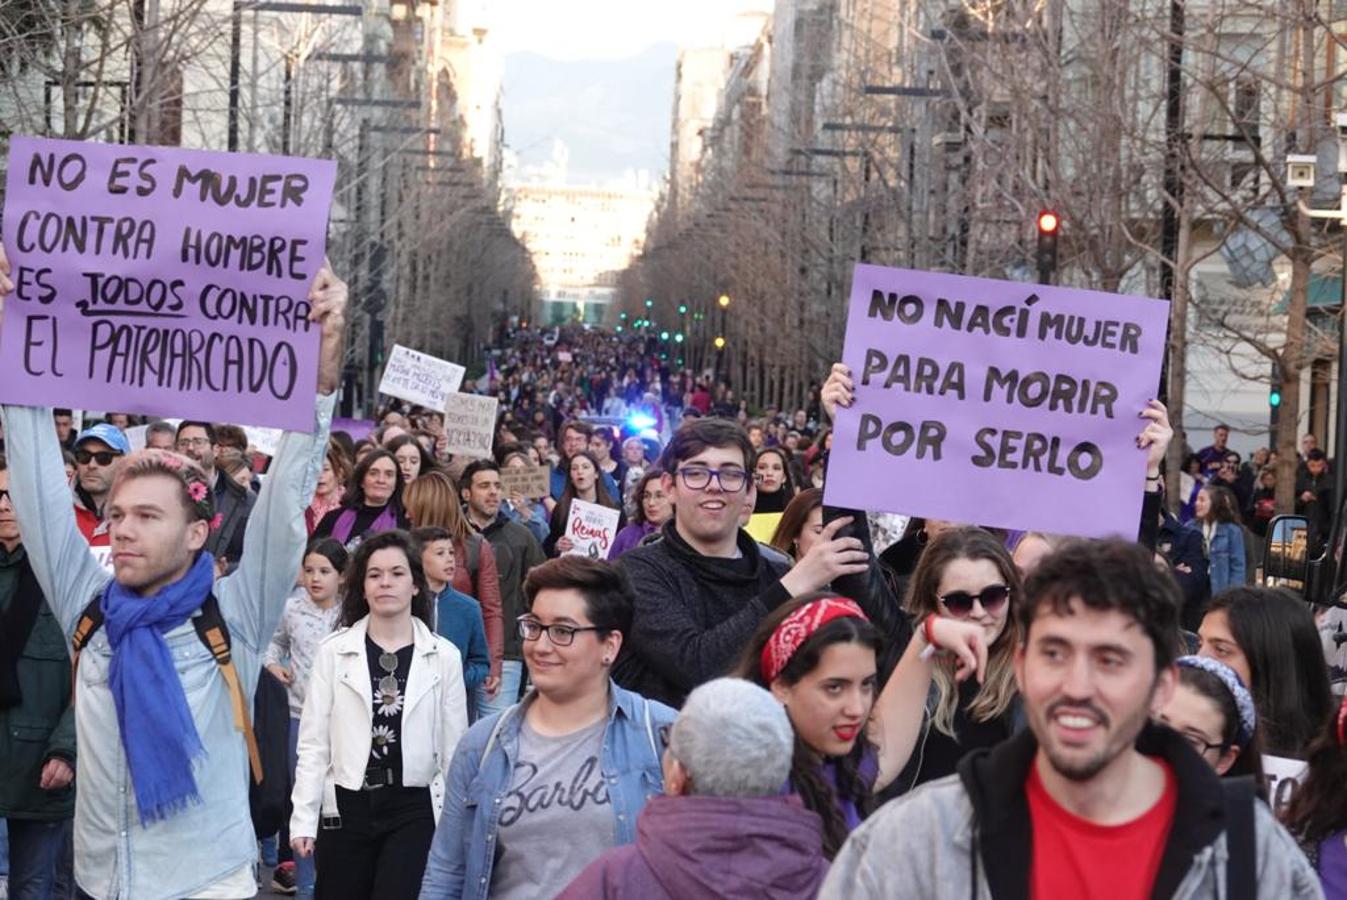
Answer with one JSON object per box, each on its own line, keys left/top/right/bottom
{"left": 823, "top": 264, "right": 1170, "bottom": 539}
{"left": 0, "top": 136, "right": 336, "bottom": 431}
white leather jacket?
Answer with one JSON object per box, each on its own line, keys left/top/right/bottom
{"left": 290, "top": 615, "right": 468, "bottom": 839}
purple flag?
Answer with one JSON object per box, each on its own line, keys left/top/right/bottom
{"left": 823, "top": 264, "right": 1170, "bottom": 539}
{"left": 0, "top": 136, "right": 336, "bottom": 432}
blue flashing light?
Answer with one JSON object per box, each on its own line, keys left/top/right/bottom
{"left": 627, "top": 412, "right": 657, "bottom": 431}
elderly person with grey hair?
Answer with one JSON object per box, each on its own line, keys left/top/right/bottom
{"left": 558, "top": 678, "right": 831, "bottom": 899}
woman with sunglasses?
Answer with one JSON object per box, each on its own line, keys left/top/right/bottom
{"left": 734, "top": 592, "right": 986, "bottom": 858}
{"left": 420, "top": 557, "right": 675, "bottom": 900}
{"left": 880, "top": 527, "right": 1022, "bottom": 796}
{"left": 290, "top": 530, "right": 468, "bottom": 898}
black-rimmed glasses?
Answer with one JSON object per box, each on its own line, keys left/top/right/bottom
{"left": 517, "top": 617, "right": 603, "bottom": 647}
{"left": 675, "top": 465, "right": 750, "bottom": 492}
{"left": 1178, "top": 731, "right": 1225, "bottom": 756}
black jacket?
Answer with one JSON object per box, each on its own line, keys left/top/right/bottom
{"left": 474, "top": 510, "right": 546, "bottom": 660}
{"left": 614, "top": 523, "right": 792, "bottom": 707}
{"left": 960, "top": 723, "right": 1248, "bottom": 900}
{"left": 206, "top": 470, "right": 256, "bottom": 567}
{"left": 1157, "top": 512, "right": 1210, "bottom": 632}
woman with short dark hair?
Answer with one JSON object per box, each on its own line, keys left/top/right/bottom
{"left": 420, "top": 557, "right": 675, "bottom": 899}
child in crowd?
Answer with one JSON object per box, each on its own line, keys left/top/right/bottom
{"left": 264, "top": 537, "right": 348, "bottom": 899}
{"left": 415, "top": 526, "right": 490, "bottom": 716}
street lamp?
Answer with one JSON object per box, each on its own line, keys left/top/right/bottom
{"left": 718, "top": 294, "right": 731, "bottom": 308}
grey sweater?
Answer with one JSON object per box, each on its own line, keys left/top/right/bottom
{"left": 822, "top": 724, "right": 1323, "bottom": 900}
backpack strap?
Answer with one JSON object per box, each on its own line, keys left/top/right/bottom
{"left": 642, "top": 697, "right": 658, "bottom": 762}
{"left": 69, "top": 595, "right": 105, "bottom": 703}
{"left": 70, "top": 591, "right": 263, "bottom": 786}
{"left": 193, "top": 595, "right": 263, "bottom": 785}
{"left": 1221, "top": 775, "right": 1257, "bottom": 900}
{"left": 479, "top": 703, "right": 518, "bottom": 768}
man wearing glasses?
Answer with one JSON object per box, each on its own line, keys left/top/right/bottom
{"left": 71, "top": 423, "right": 131, "bottom": 558}
{"left": 175, "top": 421, "right": 256, "bottom": 570}
{"left": 614, "top": 418, "right": 869, "bottom": 707}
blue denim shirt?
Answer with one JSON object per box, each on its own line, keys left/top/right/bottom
{"left": 0, "top": 397, "right": 333, "bottom": 900}
{"left": 418, "top": 681, "right": 675, "bottom": 899}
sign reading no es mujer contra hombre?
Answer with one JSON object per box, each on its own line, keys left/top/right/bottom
{"left": 824, "top": 265, "right": 1170, "bottom": 539}
{"left": 0, "top": 136, "right": 336, "bottom": 432}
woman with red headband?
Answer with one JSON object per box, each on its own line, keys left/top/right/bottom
{"left": 735, "top": 592, "right": 986, "bottom": 858}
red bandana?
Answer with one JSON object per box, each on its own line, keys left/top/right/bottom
{"left": 760, "top": 597, "right": 868, "bottom": 684}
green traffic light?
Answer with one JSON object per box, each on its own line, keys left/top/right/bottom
{"left": 615, "top": 325, "right": 623, "bottom": 333}
{"left": 1270, "top": 390, "right": 1282, "bottom": 408}
{"left": 619, "top": 312, "right": 627, "bottom": 320}
{"left": 678, "top": 304, "right": 688, "bottom": 315}
{"left": 660, "top": 331, "right": 670, "bottom": 341}
{"left": 645, "top": 299, "right": 654, "bottom": 308}
{"left": 674, "top": 333, "right": 684, "bottom": 343}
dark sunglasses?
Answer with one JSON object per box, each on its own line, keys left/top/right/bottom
{"left": 937, "top": 584, "right": 1011, "bottom": 618}
{"left": 75, "top": 449, "right": 120, "bottom": 467}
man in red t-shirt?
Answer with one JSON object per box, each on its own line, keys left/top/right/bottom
{"left": 821, "top": 539, "right": 1320, "bottom": 900}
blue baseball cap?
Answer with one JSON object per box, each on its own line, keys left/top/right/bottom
{"left": 75, "top": 423, "right": 131, "bottom": 456}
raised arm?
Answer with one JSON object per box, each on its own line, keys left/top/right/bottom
{"left": 0, "top": 404, "right": 110, "bottom": 637}
{"left": 871, "top": 616, "right": 987, "bottom": 793}
{"left": 217, "top": 262, "right": 346, "bottom": 671}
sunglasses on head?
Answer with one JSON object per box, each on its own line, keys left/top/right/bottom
{"left": 75, "top": 449, "right": 120, "bottom": 467}
{"left": 937, "top": 584, "right": 1011, "bottom": 618}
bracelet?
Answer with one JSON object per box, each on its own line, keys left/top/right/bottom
{"left": 922, "top": 613, "right": 940, "bottom": 650}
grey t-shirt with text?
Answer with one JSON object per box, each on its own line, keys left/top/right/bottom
{"left": 490, "top": 716, "right": 615, "bottom": 899}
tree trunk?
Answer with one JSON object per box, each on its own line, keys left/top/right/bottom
{"left": 1276, "top": 233, "right": 1312, "bottom": 512}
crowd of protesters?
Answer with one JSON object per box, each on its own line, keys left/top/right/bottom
{"left": 1, "top": 238, "right": 1347, "bottom": 900}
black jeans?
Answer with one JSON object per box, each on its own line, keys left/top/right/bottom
{"left": 315, "top": 785, "right": 435, "bottom": 900}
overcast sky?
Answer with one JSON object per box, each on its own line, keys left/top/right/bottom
{"left": 492, "top": 0, "right": 770, "bottom": 60}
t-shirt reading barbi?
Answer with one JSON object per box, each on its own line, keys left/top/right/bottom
{"left": 490, "top": 716, "right": 615, "bottom": 899}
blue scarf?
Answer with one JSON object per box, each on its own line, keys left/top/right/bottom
{"left": 101, "top": 551, "right": 215, "bottom": 825}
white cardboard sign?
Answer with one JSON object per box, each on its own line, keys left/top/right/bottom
{"left": 378, "top": 345, "right": 466, "bottom": 411}
{"left": 442, "top": 393, "right": 498, "bottom": 458}
{"left": 563, "top": 499, "right": 621, "bottom": 559}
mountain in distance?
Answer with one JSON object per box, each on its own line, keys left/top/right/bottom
{"left": 502, "top": 42, "right": 677, "bottom": 186}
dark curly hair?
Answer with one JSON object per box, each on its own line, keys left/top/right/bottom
{"left": 1020, "top": 538, "right": 1182, "bottom": 669}
{"left": 340, "top": 530, "right": 433, "bottom": 628}
{"left": 732, "top": 593, "right": 880, "bottom": 859}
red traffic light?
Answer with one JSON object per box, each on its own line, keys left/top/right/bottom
{"left": 1037, "top": 211, "right": 1060, "bottom": 234}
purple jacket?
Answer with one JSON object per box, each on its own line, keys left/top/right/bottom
{"left": 558, "top": 794, "right": 829, "bottom": 900}
{"left": 608, "top": 521, "right": 658, "bottom": 560}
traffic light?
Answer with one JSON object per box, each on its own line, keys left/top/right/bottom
{"left": 718, "top": 294, "right": 731, "bottom": 309}
{"left": 714, "top": 336, "right": 726, "bottom": 349}
{"left": 645, "top": 298, "right": 654, "bottom": 309}
{"left": 1036, "top": 210, "right": 1059, "bottom": 285}
{"left": 615, "top": 325, "right": 623, "bottom": 333}
{"left": 678, "top": 304, "right": 688, "bottom": 315}
{"left": 619, "top": 312, "right": 627, "bottom": 320}
{"left": 1270, "top": 361, "right": 1282, "bottom": 428}
{"left": 660, "top": 331, "right": 669, "bottom": 341}
{"left": 674, "top": 332, "right": 685, "bottom": 343}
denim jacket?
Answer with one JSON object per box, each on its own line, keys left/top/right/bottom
{"left": 0, "top": 397, "right": 333, "bottom": 900}
{"left": 418, "top": 682, "right": 675, "bottom": 899}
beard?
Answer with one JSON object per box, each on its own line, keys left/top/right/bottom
{"left": 1036, "top": 695, "right": 1154, "bottom": 783}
